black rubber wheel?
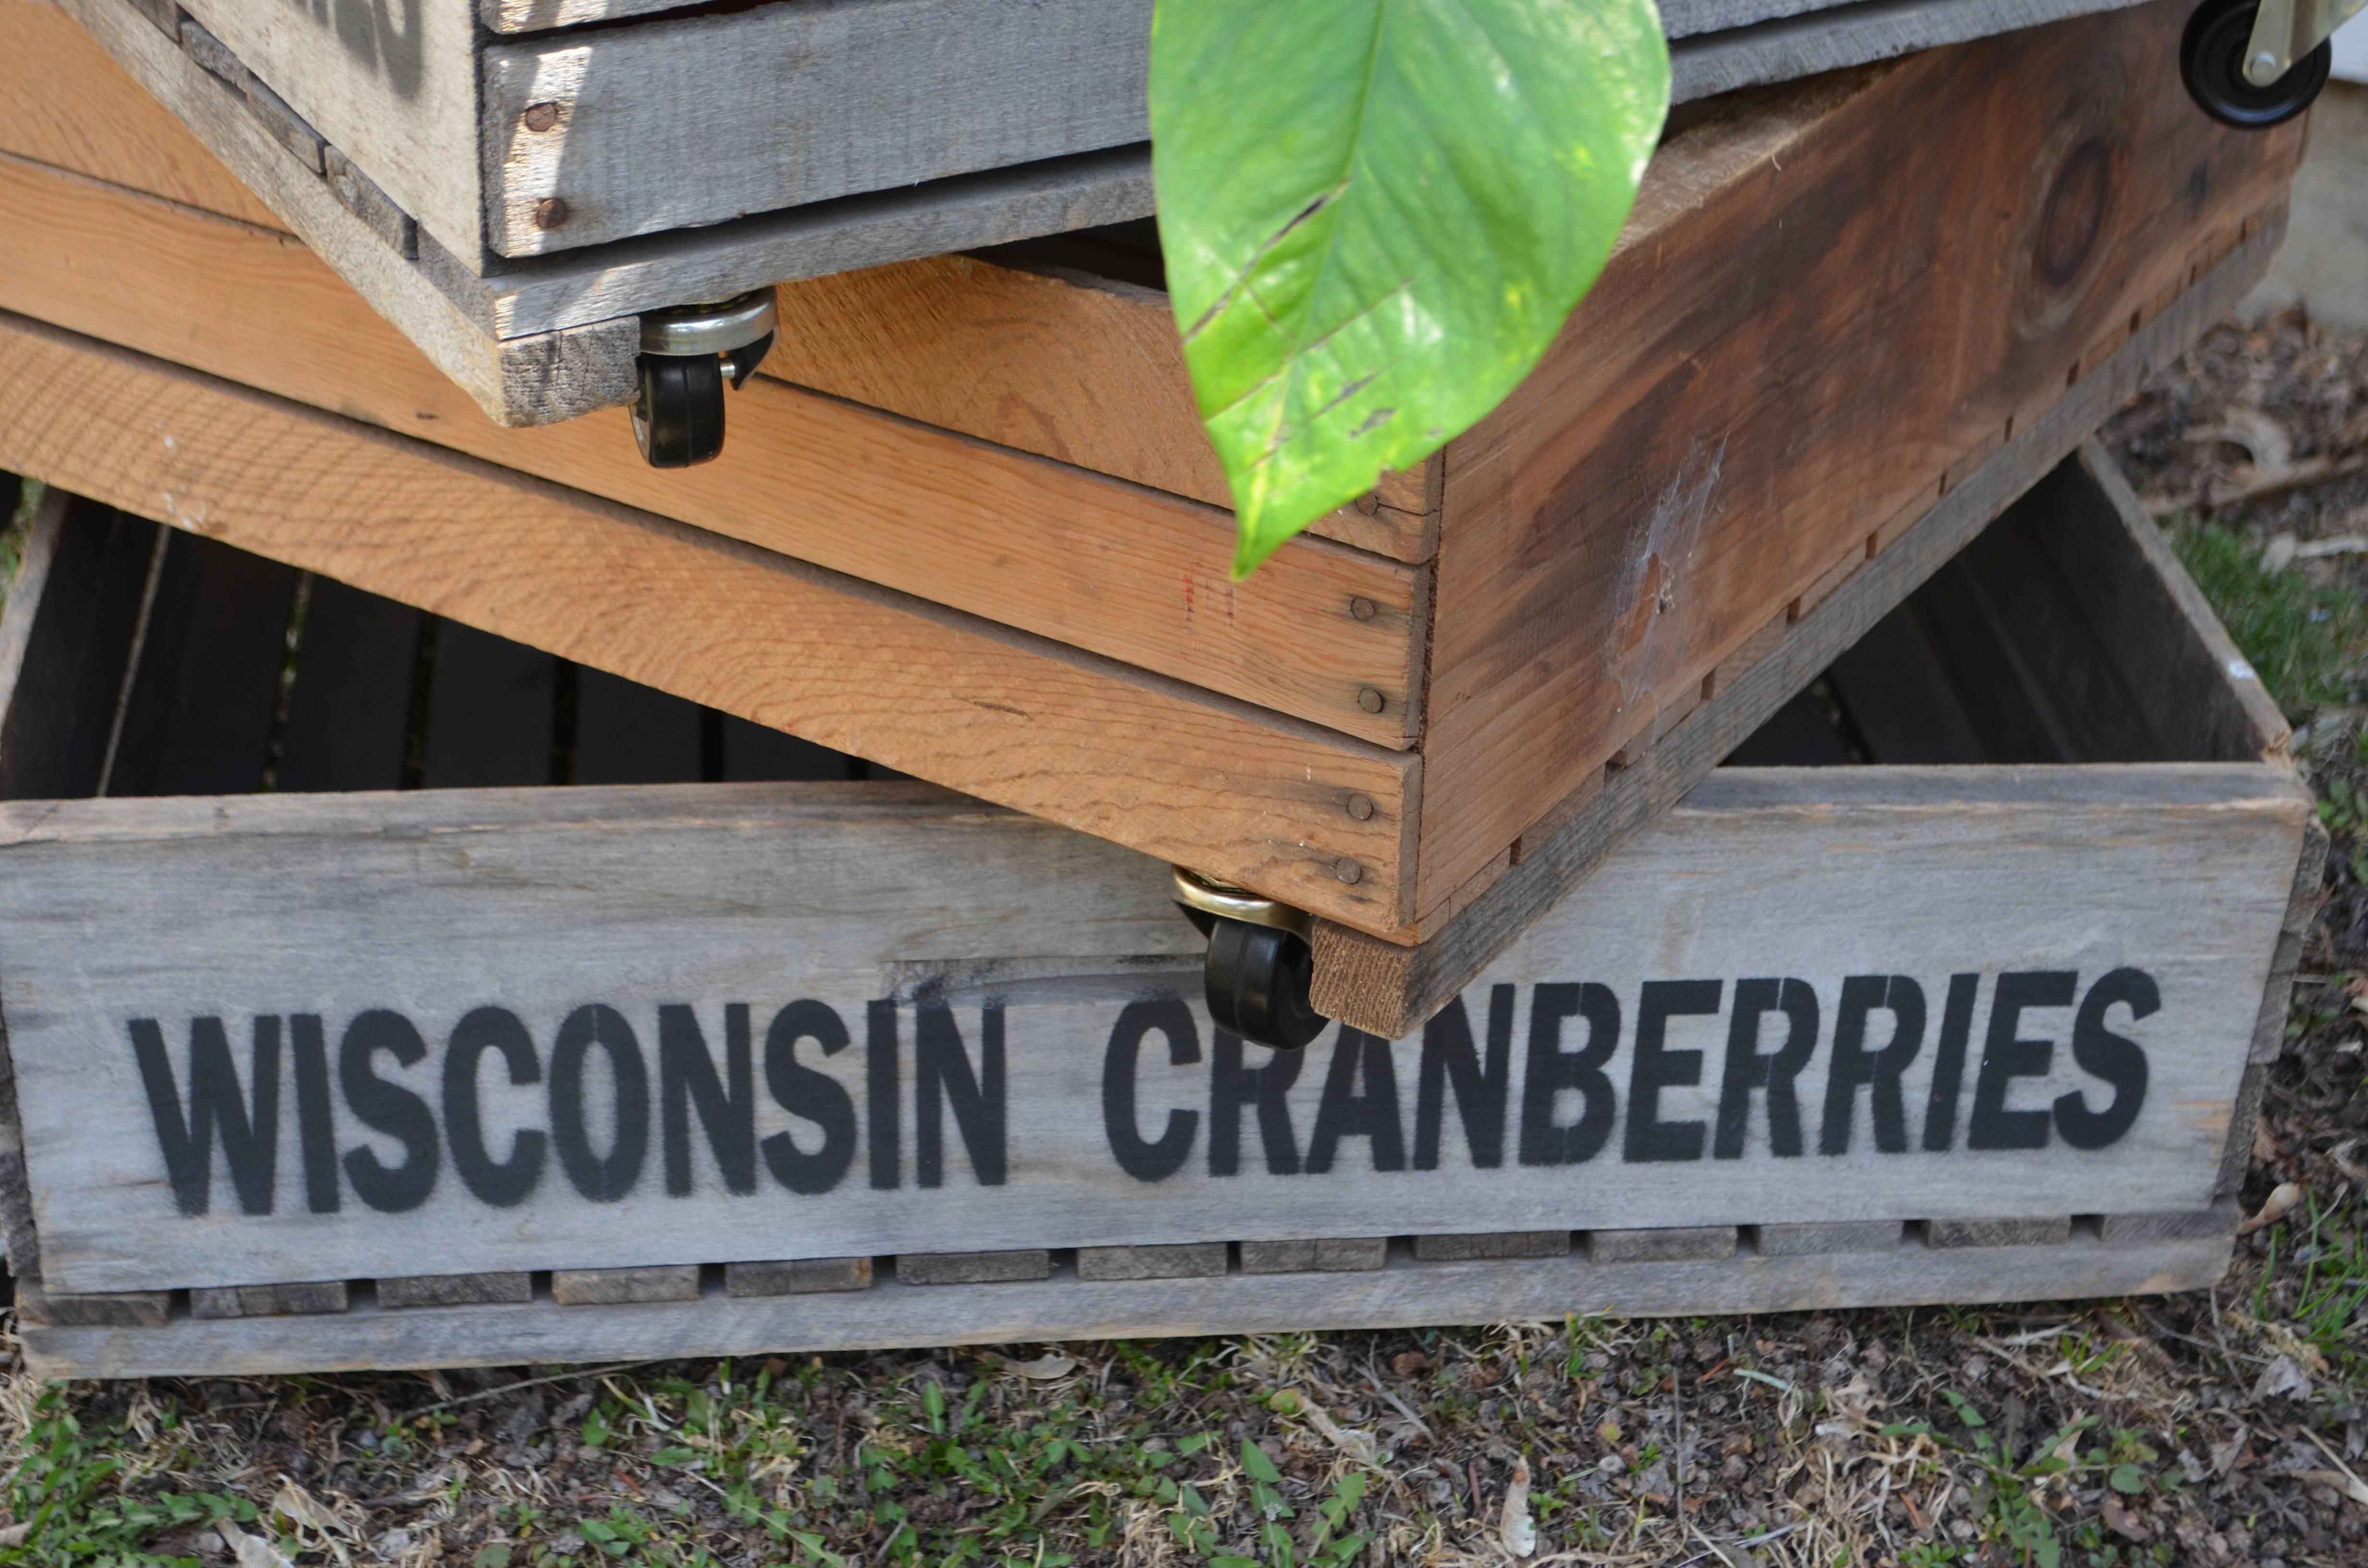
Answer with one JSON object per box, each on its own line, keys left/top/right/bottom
{"left": 633, "top": 353, "right": 727, "bottom": 468}
{"left": 2182, "top": 0, "right": 2331, "bottom": 129}
{"left": 1205, "top": 919, "right": 1330, "bottom": 1051}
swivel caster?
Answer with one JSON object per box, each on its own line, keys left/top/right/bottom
{"left": 1172, "top": 867, "right": 1331, "bottom": 1051}
{"left": 2182, "top": 0, "right": 2340, "bottom": 130}
{"left": 632, "top": 288, "right": 778, "bottom": 468}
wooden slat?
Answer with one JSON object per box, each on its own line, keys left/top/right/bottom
{"left": 0, "top": 494, "right": 157, "bottom": 800}
{"left": 0, "top": 0, "right": 279, "bottom": 227}
{"left": 421, "top": 624, "right": 558, "bottom": 790}
{"left": 0, "top": 151, "right": 1425, "bottom": 747}
{"left": 277, "top": 577, "right": 421, "bottom": 793}
{"left": 479, "top": 0, "right": 1151, "bottom": 257}
{"left": 19, "top": 1228, "right": 2233, "bottom": 1377}
{"left": 1667, "top": 0, "right": 2148, "bottom": 100}
{"left": 105, "top": 529, "right": 296, "bottom": 797}
{"left": 0, "top": 755, "right": 2302, "bottom": 1293}
{"left": 1412, "top": 0, "right": 2303, "bottom": 921}
{"left": 0, "top": 311, "right": 1418, "bottom": 931}
{"left": 1309, "top": 221, "right": 2286, "bottom": 1030}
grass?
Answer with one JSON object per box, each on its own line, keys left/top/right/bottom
{"left": 2167, "top": 515, "right": 2368, "bottom": 715}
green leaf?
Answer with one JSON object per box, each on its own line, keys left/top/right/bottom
{"left": 1150, "top": 0, "right": 1669, "bottom": 575}
{"left": 2109, "top": 1464, "right": 2146, "bottom": 1494}
{"left": 1240, "top": 1439, "right": 1283, "bottom": 1484}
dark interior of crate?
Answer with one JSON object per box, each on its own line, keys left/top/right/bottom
{"left": 0, "top": 460, "right": 2234, "bottom": 805}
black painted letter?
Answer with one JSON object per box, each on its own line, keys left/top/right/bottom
{"left": 763, "top": 999, "right": 857, "bottom": 1194}
{"left": 290, "top": 1015, "right": 341, "bottom": 1213}
{"left": 1416, "top": 987, "right": 1511, "bottom": 1169}
{"left": 1103, "top": 997, "right": 1200, "bottom": 1182}
{"left": 2055, "top": 968, "right": 2155, "bottom": 1150}
{"left": 1969, "top": 971, "right": 2075, "bottom": 1151}
{"left": 1714, "top": 979, "right": 1818, "bottom": 1159}
{"left": 550, "top": 1004, "right": 650, "bottom": 1201}
{"left": 1518, "top": 983, "right": 1621, "bottom": 1166}
{"left": 1306, "top": 1031, "right": 1406, "bottom": 1174}
{"left": 1209, "top": 1030, "right": 1304, "bottom": 1176}
{"left": 659, "top": 1003, "right": 755, "bottom": 1195}
{"left": 444, "top": 1006, "right": 547, "bottom": 1208}
{"left": 1819, "top": 976, "right": 1926, "bottom": 1155}
{"left": 1921, "top": 974, "right": 1981, "bottom": 1152}
{"left": 1626, "top": 981, "right": 1721, "bottom": 1163}
{"left": 915, "top": 1001, "right": 1006, "bottom": 1187}
{"left": 129, "top": 1016, "right": 282, "bottom": 1217}
{"left": 340, "top": 1009, "right": 439, "bottom": 1212}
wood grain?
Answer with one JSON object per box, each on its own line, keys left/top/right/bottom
{"left": 18, "top": 1229, "right": 2232, "bottom": 1377}
{"left": 0, "top": 152, "right": 1424, "bottom": 745}
{"left": 0, "top": 0, "right": 278, "bottom": 226}
{"left": 1313, "top": 282, "right": 2294, "bottom": 1032}
{"left": 480, "top": 0, "right": 1151, "bottom": 257}
{"left": 0, "top": 311, "right": 1418, "bottom": 928}
{"left": 1413, "top": 0, "right": 2304, "bottom": 920}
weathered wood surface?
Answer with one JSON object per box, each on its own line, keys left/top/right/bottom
{"left": 0, "top": 312, "right": 1420, "bottom": 931}
{"left": 0, "top": 747, "right": 2302, "bottom": 1294}
{"left": 20, "top": 1229, "right": 2232, "bottom": 1377}
{"left": 169, "top": 0, "right": 481, "bottom": 261}
{"left": 50, "top": 0, "right": 640, "bottom": 425}
{"left": 1310, "top": 216, "right": 2289, "bottom": 1034}
{"left": 1668, "top": 0, "right": 2147, "bottom": 98}
{"left": 1409, "top": 0, "right": 2304, "bottom": 931}
{"left": 0, "top": 152, "right": 1424, "bottom": 745}
{"left": 481, "top": 0, "right": 1150, "bottom": 257}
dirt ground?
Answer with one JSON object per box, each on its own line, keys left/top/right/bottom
{"left": 1, "top": 312, "right": 2366, "bottom": 1568}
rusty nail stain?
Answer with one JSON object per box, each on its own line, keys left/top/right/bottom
{"left": 522, "top": 101, "right": 561, "bottom": 132}
{"left": 1357, "top": 687, "right": 1386, "bottom": 714}
{"left": 1346, "top": 794, "right": 1376, "bottom": 821}
{"left": 1348, "top": 596, "right": 1378, "bottom": 622}
{"left": 1335, "top": 858, "right": 1365, "bottom": 885}
{"left": 533, "top": 196, "right": 570, "bottom": 230}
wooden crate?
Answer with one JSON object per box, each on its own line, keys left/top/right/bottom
{"left": 0, "top": 0, "right": 2307, "bottom": 1041}
{"left": 47, "top": 0, "right": 2156, "bottom": 423}
{"left": 0, "top": 441, "right": 2319, "bottom": 1377}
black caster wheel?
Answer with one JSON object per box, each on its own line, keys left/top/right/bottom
{"left": 631, "top": 289, "right": 777, "bottom": 469}
{"left": 2182, "top": 0, "right": 2331, "bottom": 129}
{"left": 633, "top": 352, "right": 725, "bottom": 468}
{"left": 1206, "top": 919, "right": 1330, "bottom": 1051}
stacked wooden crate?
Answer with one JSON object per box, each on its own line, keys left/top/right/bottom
{"left": 0, "top": 0, "right": 2329, "bottom": 1372}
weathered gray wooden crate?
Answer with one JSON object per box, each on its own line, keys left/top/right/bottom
{"left": 0, "top": 441, "right": 2318, "bottom": 1377}
{"left": 56, "top": 0, "right": 2158, "bottom": 427}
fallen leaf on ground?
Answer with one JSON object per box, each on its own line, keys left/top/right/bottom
{"left": 2237, "top": 1181, "right": 2304, "bottom": 1235}
{"left": 2254, "top": 1355, "right": 2313, "bottom": 1402}
{"left": 1498, "top": 1455, "right": 1535, "bottom": 1558}
{"left": 998, "top": 1353, "right": 1077, "bottom": 1381}
{"left": 2100, "top": 1492, "right": 2152, "bottom": 1542}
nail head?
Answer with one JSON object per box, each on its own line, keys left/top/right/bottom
{"left": 1345, "top": 794, "right": 1376, "bottom": 821}
{"left": 532, "top": 196, "right": 570, "bottom": 230}
{"left": 1335, "top": 858, "right": 1365, "bottom": 885}
{"left": 1357, "top": 687, "right": 1386, "bottom": 714}
{"left": 1348, "top": 597, "right": 1378, "bottom": 622}
{"left": 522, "top": 101, "right": 561, "bottom": 132}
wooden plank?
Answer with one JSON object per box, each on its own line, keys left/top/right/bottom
{"left": 577, "top": 668, "right": 705, "bottom": 786}
{"left": 551, "top": 1266, "right": 700, "bottom": 1305}
{"left": 1670, "top": 0, "right": 2147, "bottom": 98}
{"left": 0, "top": 313, "right": 1417, "bottom": 928}
{"left": 421, "top": 623, "right": 557, "bottom": 789}
{"left": 1412, "top": 1232, "right": 1569, "bottom": 1262}
{"left": 54, "top": 0, "right": 641, "bottom": 426}
{"left": 0, "top": 152, "right": 1426, "bottom": 747}
{"left": 277, "top": 576, "right": 421, "bottom": 794}
{"left": 898, "top": 1251, "right": 1052, "bottom": 1286}
{"left": 724, "top": 1257, "right": 872, "bottom": 1296}
{"left": 0, "top": 754, "right": 2301, "bottom": 1294}
{"left": 1757, "top": 1219, "right": 1903, "bottom": 1255}
{"left": 1239, "top": 1238, "right": 1385, "bottom": 1274}
{"left": 480, "top": 0, "right": 1151, "bottom": 257}
{"left": 0, "top": 0, "right": 280, "bottom": 226}
{"left": 0, "top": 493, "right": 156, "bottom": 800}
{"left": 1310, "top": 204, "right": 2293, "bottom": 1033}
{"left": 191, "top": 1280, "right": 349, "bottom": 1318}
{"left": 1075, "top": 1243, "right": 1227, "bottom": 1282}
{"left": 17, "top": 1228, "right": 2233, "bottom": 1377}
{"left": 766, "top": 253, "right": 1436, "bottom": 563}
{"left": 1413, "top": 0, "right": 2304, "bottom": 921}
{"left": 380, "top": 1274, "right": 532, "bottom": 1309}
{"left": 1592, "top": 1226, "right": 1736, "bottom": 1263}
{"left": 104, "top": 528, "right": 296, "bottom": 797}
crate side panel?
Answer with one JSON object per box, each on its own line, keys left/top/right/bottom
{"left": 1417, "top": 0, "right": 2305, "bottom": 914}
{"left": 481, "top": 0, "right": 1151, "bottom": 257}
{"left": 0, "top": 763, "right": 2300, "bottom": 1293}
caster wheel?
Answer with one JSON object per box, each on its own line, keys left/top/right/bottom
{"left": 1205, "top": 919, "right": 1329, "bottom": 1051}
{"left": 2182, "top": 0, "right": 2330, "bottom": 129}
{"left": 633, "top": 353, "right": 726, "bottom": 468}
